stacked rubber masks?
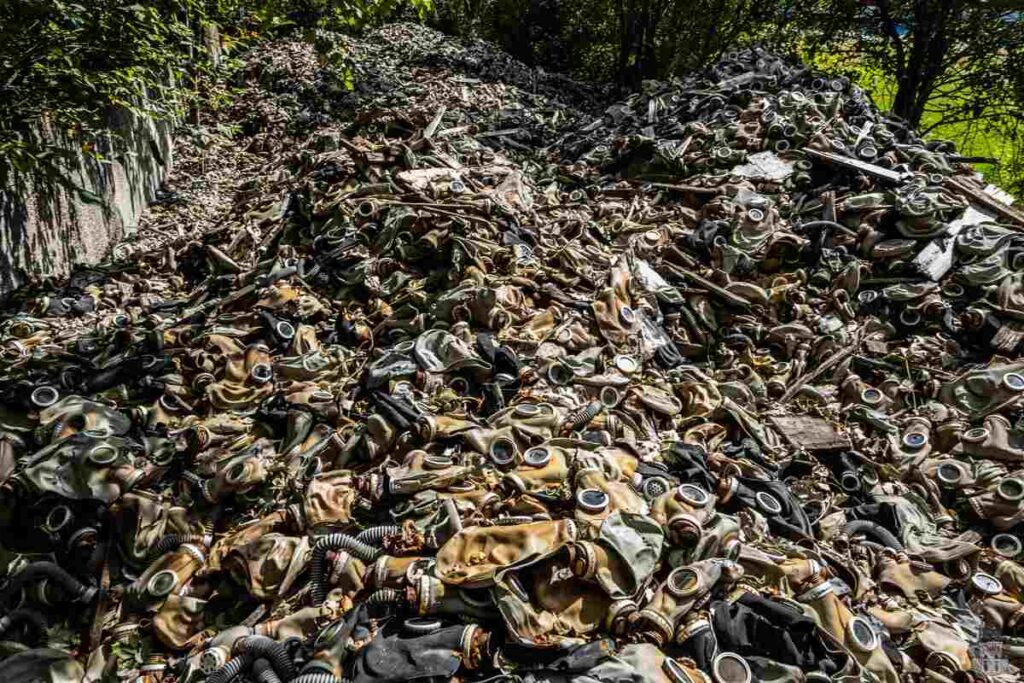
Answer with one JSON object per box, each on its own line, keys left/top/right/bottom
{"left": 3, "top": 28, "right": 1024, "bottom": 683}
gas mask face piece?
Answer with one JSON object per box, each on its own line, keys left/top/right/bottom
{"left": 20, "top": 432, "right": 144, "bottom": 503}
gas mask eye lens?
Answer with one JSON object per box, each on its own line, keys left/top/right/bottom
{"left": 88, "top": 444, "right": 119, "bottom": 465}
{"left": 1003, "top": 372, "right": 1024, "bottom": 392}
{"left": 275, "top": 320, "right": 296, "bottom": 340}
{"left": 514, "top": 403, "right": 540, "bottom": 417}
{"left": 250, "top": 363, "right": 273, "bottom": 383}
{"left": 840, "top": 472, "right": 861, "bottom": 493}
{"left": 991, "top": 533, "right": 1022, "bottom": 558}
{"left": 936, "top": 462, "right": 964, "bottom": 486}
{"left": 619, "top": 306, "right": 636, "bottom": 325}
{"left": 576, "top": 488, "right": 609, "bottom": 513}
{"left": 712, "top": 652, "right": 752, "bottom": 683}
{"left": 902, "top": 432, "right": 927, "bottom": 449}
{"left": 847, "top": 616, "right": 879, "bottom": 652}
{"left": 971, "top": 572, "right": 1003, "bottom": 596}
{"left": 676, "top": 484, "right": 711, "bottom": 507}
{"left": 147, "top": 570, "right": 178, "bottom": 598}
{"left": 962, "top": 427, "right": 989, "bottom": 444}
{"left": 666, "top": 567, "right": 701, "bottom": 598}
{"left": 489, "top": 437, "right": 518, "bottom": 466}
{"left": 523, "top": 447, "right": 551, "bottom": 468}
{"left": 755, "top": 491, "right": 783, "bottom": 515}
{"left": 860, "top": 388, "right": 883, "bottom": 405}
{"left": 31, "top": 386, "right": 59, "bottom": 408}
{"left": 996, "top": 478, "right": 1024, "bottom": 502}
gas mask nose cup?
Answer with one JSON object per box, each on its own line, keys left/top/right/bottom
{"left": 643, "top": 477, "right": 671, "bottom": 500}
{"left": 755, "top": 491, "right": 783, "bottom": 515}
{"left": 962, "top": 427, "right": 990, "bottom": 444}
{"left": 666, "top": 567, "right": 702, "bottom": 599}
{"left": 840, "top": 472, "right": 861, "bottom": 494}
{"left": 936, "top": 462, "right": 966, "bottom": 487}
{"left": 250, "top": 363, "right": 273, "bottom": 384}
{"left": 847, "top": 615, "right": 880, "bottom": 652}
{"left": 146, "top": 570, "right": 179, "bottom": 599}
{"left": 712, "top": 652, "right": 752, "bottom": 683}
{"left": 859, "top": 388, "right": 883, "bottom": 406}
{"left": 991, "top": 533, "right": 1022, "bottom": 559}
{"left": 31, "top": 386, "right": 60, "bottom": 409}
{"left": 275, "top": 320, "right": 296, "bottom": 340}
{"left": 43, "top": 505, "right": 74, "bottom": 534}
{"left": 523, "top": 447, "right": 551, "bottom": 468}
{"left": 619, "top": 306, "right": 637, "bottom": 325}
{"left": 88, "top": 444, "right": 119, "bottom": 466}
{"left": 1003, "top": 372, "right": 1024, "bottom": 392}
{"left": 902, "top": 432, "right": 928, "bottom": 450}
{"left": 970, "top": 572, "right": 1004, "bottom": 596}
{"left": 677, "top": 484, "right": 711, "bottom": 507}
{"left": 489, "top": 437, "right": 518, "bottom": 468}
{"left": 996, "top": 478, "right": 1024, "bottom": 503}
{"left": 577, "top": 488, "right": 609, "bottom": 514}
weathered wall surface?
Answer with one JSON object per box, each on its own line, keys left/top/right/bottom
{"left": 0, "top": 108, "right": 173, "bottom": 297}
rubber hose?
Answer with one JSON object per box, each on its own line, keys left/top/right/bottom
{"left": 565, "top": 401, "right": 602, "bottom": 432}
{"left": 363, "top": 588, "right": 405, "bottom": 605}
{"left": 0, "top": 561, "right": 95, "bottom": 605}
{"left": 355, "top": 525, "right": 402, "bottom": 546}
{"left": 149, "top": 534, "right": 208, "bottom": 557}
{"left": 493, "top": 516, "right": 537, "bottom": 525}
{"left": 253, "top": 658, "right": 284, "bottom": 683}
{"left": 310, "top": 534, "right": 382, "bottom": 604}
{"left": 207, "top": 653, "right": 254, "bottom": 683}
{"left": 290, "top": 674, "right": 340, "bottom": 683}
{"left": 843, "top": 520, "right": 905, "bottom": 552}
{"left": 0, "top": 608, "right": 47, "bottom": 645}
{"left": 234, "top": 635, "right": 297, "bottom": 681}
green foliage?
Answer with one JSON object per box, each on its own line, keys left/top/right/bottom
{"left": 0, "top": 0, "right": 432, "bottom": 186}
{"left": 430, "top": 0, "right": 1024, "bottom": 196}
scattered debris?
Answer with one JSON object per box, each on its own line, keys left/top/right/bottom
{"left": 2, "top": 25, "right": 1024, "bottom": 683}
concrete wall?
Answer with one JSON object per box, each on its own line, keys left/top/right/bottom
{"left": 0, "top": 107, "right": 173, "bottom": 297}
